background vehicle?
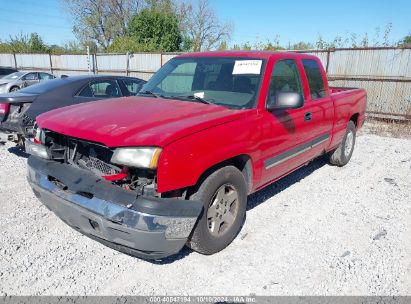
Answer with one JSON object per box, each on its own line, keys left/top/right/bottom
{"left": 0, "top": 67, "right": 18, "bottom": 78}
{"left": 27, "top": 51, "right": 366, "bottom": 259}
{"left": 0, "top": 71, "right": 55, "bottom": 93}
{"left": 0, "top": 75, "right": 146, "bottom": 144}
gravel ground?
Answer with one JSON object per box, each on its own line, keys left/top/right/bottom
{"left": 0, "top": 130, "right": 410, "bottom": 296}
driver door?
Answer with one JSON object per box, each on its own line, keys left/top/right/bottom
{"left": 259, "top": 58, "right": 324, "bottom": 185}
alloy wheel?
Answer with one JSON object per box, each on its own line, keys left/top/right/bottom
{"left": 207, "top": 183, "right": 239, "bottom": 237}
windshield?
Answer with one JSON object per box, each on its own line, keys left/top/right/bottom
{"left": 138, "top": 57, "right": 265, "bottom": 109}
{"left": 3, "top": 72, "right": 25, "bottom": 80}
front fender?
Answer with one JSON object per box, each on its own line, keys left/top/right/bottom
{"left": 156, "top": 113, "right": 261, "bottom": 193}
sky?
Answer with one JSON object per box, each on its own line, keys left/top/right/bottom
{"left": 0, "top": 0, "right": 410, "bottom": 48}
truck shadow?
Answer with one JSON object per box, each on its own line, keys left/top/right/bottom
{"left": 146, "top": 155, "right": 329, "bottom": 265}
{"left": 247, "top": 155, "right": 329, "bottom": 210}
{"left": 142, "top": 247, "right": 193, "bottom": 265}
{"left": 8, "top": 146, "right": 30, "bottom": 158}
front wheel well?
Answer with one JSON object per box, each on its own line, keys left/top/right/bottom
{"left": 190, "top": 155, "right": 253, "bottom": 197}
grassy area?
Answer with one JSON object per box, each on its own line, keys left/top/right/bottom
{"left": 361, "top": 118, "right": 411, "bottom": 139}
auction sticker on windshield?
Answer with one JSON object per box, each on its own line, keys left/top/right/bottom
{"left": 232, "top": 60, "right": 262, "bottom": 75}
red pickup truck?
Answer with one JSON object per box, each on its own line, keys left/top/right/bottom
{"left": 26, "top": 51, "right": 366, "bottom": 259}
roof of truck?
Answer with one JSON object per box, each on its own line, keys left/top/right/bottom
{"left": 177, "top": 50, "right": 318, "bottom": 60}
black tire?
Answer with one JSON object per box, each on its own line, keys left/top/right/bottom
{"left": 329, "top": 120, "right": 356, "bottom": 166}
{"left": 187, "top": 166, "right": 247, "bottom": 255}
{"left": 9, "top": 86, "right": 20, "bottom": 92}
{"left": 17, "top": 135, "right": 25, "bottom": 148}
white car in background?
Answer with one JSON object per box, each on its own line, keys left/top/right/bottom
{"left": 0, "top": 71, "right": 55, "bottom": 93}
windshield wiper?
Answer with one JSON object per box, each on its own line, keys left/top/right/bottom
{"left": 138, "top": 90, "right": 162, "bottom": 98}
{"left": 171, "top": 95, "right": 212, "bottom": 105}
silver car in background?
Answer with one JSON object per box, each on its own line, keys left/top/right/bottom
{"left": 0, "top": 71, "right": 55, "bottom": 93}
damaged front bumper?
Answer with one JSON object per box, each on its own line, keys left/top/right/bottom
{"left": 27, "top": 156, "right": 203, "bottom": 260}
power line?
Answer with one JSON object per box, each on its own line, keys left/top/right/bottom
{"left": 0, "top": 18, "right": 72, "bottom": 30}
{"left": 5, "top": 0, "right": 62, "bottom": 10}
{"left": 2, "top": 8, "right": 66, "bottom": 20}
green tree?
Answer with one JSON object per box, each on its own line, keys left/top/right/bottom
{"left": 180, "top": 36, "right": 194, "bottom": 52}
{"left": 5, "top": 33, "right": 31, "bottom": 53}
{"left": 28, "top": 33, "right": 49, "bottom": 53}
{"left": 217, "top": 41, "right": 228, "bottom": 50}
{"left": 398, "top": 34, "right": 411, "bottom": 46}
{"left": 122, "top": 8, "right": 182, "bottom": 52}
{"left": 290, "top": 41, "right": 314, "bottom": 50}
{"left": 0, "top": 32, "right": 51, "bottom": 53}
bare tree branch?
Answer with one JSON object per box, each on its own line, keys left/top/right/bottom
{"left": 179, "top": 0, "right": 233, "bottom": 51}
{"left": 61, "top": 0, "right": 143, "bottom": 50}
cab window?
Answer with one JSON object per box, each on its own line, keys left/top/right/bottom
{"left": 302, "top": 59, "right": 326, "bottom": 100}
{"left": 22, "top": 73, "right": 39, "bottom": 81}
{"left": 79, "top": 80, "right": 122, "bottom": 98}
{"left": 267, "top": 59, "right": 303, "bottom": 105}
{"left": 39, "top": 72, "right": 54, "bottom": 80}
{"left": 122, "top": 79, "right": 144, "bottom": 95}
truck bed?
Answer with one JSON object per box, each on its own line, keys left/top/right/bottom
{"left": 330, "top": 86, "right": 362, "bottom": 94}
{"left": 328, "top": 87, "right": 367, "bottom": 150}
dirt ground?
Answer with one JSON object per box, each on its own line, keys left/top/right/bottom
{"left": 0, "top": 126, "right": 410, "bottom": 296}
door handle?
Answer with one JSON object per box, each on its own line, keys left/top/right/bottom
{"left": 304, "top": 112, "right": 312, "bottom": 121}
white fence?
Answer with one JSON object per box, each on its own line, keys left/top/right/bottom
{"left": 1, "top": 47, "right": 410, "bottom": 119}
{"left": 0, "top": 52, "right": 176, "bottom": 80}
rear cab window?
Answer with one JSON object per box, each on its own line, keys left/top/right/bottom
{"left": 302, "top": 59, "right": 326, "bottom": 100}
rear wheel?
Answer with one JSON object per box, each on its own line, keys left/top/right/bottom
{"left": 187, "top": 166, "right": 247, "bottom": 255}
{"left": 10, "top": 86, "right": 19, "bottom": 92}
{"left": 329, "top": 120, "right": 356, "bottom": 166}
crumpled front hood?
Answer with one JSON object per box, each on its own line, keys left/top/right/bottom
{"left": 36, "top": 96, "right": 248, "bottom": 147}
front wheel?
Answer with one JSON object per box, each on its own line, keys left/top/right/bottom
{"left": 187, "top": 166, "right": 247, "bottom": 255}
{"left": 10, "top": 86, "right": 20, "bottom": 92}
{"left": 329, "top": 120, "right": 356, "bottom": 166}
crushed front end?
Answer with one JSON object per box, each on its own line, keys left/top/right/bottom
{"left": 26, "top": 130, "right": 202, "bottom": 259}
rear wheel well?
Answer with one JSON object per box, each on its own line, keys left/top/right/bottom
{"left": 190, "top": 155, "right": 253, "bottom": 196}
{"left": 350, "top": 113, "right": 359, "bottom": 126}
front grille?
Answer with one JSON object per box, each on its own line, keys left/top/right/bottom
{"left": 79, "top": 156, "right": 119, "bottom": 176}
{"left": 45, "top": 131, "right": 121, "bottom": 177}
{"left": 22, "top": 114, "right": 35, "bottom": 126}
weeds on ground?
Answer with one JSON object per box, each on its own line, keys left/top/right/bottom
{"left": 361, "top": 118, "right": 411, "bottom": 139}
